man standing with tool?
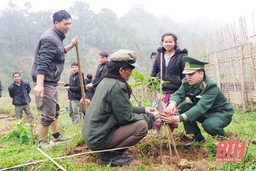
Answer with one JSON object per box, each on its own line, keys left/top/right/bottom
{"left": 59, "top": 62, "right": 85, "bottom": 124}
{"left": 31, "top": 10, "right": 79, "bottom": 149}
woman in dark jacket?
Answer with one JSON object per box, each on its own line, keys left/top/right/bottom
{"left": 151, "top": 32, "right": 188, "bottom": 134}
{"left": 82, "top": 49, "right": 158, "bottom": 166}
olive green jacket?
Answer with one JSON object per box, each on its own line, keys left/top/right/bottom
{"left": 170, "top": 75, "right": 234, "bottom": 122}
{"left": 82, "top": 78, "right": 155, "bottom": 151}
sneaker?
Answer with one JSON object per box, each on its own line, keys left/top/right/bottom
{"left": 252, "top": 140, "right": 256, "bottom": 144}
{"left": 38, "top": 140, "right": 56, "bottom": 149}
{"left": 52, "top": 135, "right": 72, "bottom": 145}
{"left": 99, "top": 152, "right": 133, "bottom": 166}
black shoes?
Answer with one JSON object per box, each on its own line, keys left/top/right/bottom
{"left": 183, "top": 134, "right": 205, "bottom": 149}
{"left": 252, "top": 140, "right": 256, "bottom": 144}
{"left": 99, "top": 152, "right": 133, "bottom": 166}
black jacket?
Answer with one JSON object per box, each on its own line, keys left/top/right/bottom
{"left": 85, "top": 79, "right": 94, "bottom": 100}
{"left": 151, "top": 46, "right": 188, "bottom": 94}
{"left": 31, "top": 27, "right": 66, "bottom": 86}
{"left": 65, "top": 72, "right": 85, "bottom": 100}
{"left": 92, "top": 62, "right": 108, "bottom": 88}
{"left": 8, "top": 80, "right": 31, "bottom": 105}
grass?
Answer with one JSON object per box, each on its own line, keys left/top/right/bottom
{"left": 0, "top": 90, "right": 256, "bottom": 170}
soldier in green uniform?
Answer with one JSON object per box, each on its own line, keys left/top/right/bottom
{"left": 161, "top": 56, "right": 234, "bottom": 148}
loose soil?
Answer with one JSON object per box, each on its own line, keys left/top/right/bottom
{"left": 0, "top": 115, "right": 242, "bottom": 170}
{"left": 0, "top": 114, "right": 16, "bottom": 136}
{"left": 67, "top": 132, "right": 241, "bottom": 171}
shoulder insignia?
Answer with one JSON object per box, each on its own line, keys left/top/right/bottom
{"left": 182, "top": 78, "right": 188, "bottom": 85}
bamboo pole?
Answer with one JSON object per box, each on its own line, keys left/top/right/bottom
{"left": 27, "top": 103, "right": 35, "bottom": 145}
{"left": 245, "top": 16, "right": 256, "bottom": 91}
{"left": 1, "top": 146, "right": 133, "bottom": 171}
{"left": 167, "top": 126, "right": 180, "bottom": 161}
{"left": 75, "top": 43, "right": 87, "bottom": 115}
{"left": 163, "top": 124, "right": 172, "bottom": 163}
{"left": 159, "top": 52, "right": 163, "bottom": 163}
{"left": 134, "top": 42, "right": 155, "bottom": 101}
{"left": 253, "top": 12, "right": 255, "bottom": 44}
{"left": 135, "top": 42, "right": 164, "bottom": 163}
{"left": 239, "top": 18, "right": 247, "bottom": 110}
{"left": 37, "top": 148, "right": 67, "bottom": 171}
{"left": 134, "top": 42, "right": 151, "bottom": 77}
{"left": 214, "top": 53, "right": 221, "bottom": 88}
{"left": 134, "top": 42, "right": 177, "bottom": 164}
{"left": 214, "top": 28, "right": 221, "bottom": 88}
{"left": 226, "top": 24, "right": 237, "bottom": 92}
{"left": 252, "top": 12, "right": 256, "bottom": 90}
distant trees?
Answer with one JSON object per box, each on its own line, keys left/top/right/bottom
{"left": 0, "top": 1, "right": 216, "bottom": 87}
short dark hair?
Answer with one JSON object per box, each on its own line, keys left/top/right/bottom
{"left": 53, "top": 10, "right": 71, "bottom": 24}
{"left": 99, "top": 52, "right": 108, "bottom": 57}
{"left": 86, "top": 74, "right": 92, "bottom": 79}
{"left": 150, "top": 52, "right": 157, "bottom": 59}
{"left": 12, "top": 72, "right": 21, "bottom": 77}
{"left": 71, "top": 62, "right": 78, "bottom": 67}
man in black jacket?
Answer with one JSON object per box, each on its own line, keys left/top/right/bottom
{"left": 86, "top": 52, "right": 108, "bottom": 98}
{"left": 8, "top": 72, "right": 34, "bottom": 123}
{"left": 31, "top": 10, "right": 79, "bottom": 149}
{"left": 60, "top": 62, "right": 84, "bottom": 124}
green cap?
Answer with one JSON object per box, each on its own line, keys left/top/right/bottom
{"left": 182, "top": 56, "right": 209, "bottom": 74}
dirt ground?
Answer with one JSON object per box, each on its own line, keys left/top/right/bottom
{"left": 67, "top": 132, "right": 241, "bottom": 171}
{"left": 0, "top": 115, "right": 241, "bottom": 170}
{"left": 0, "top": 114, "right": 16, "bottom": 136}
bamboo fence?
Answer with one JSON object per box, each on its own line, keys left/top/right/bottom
{"left": 187, "top": 12, "right": 256, "bottom": 111}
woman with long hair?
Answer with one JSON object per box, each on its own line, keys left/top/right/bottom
{"left": 151, "top": 32, "right": 188, "bottom": 134}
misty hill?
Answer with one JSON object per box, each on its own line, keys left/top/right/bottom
{"left": 0, "top": 1, "right": 225, "bottom": 89}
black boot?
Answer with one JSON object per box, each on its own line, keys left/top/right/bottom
{"left": 183, "top": 133, "right": 205, "bottom": 149}
{"left": 99, "top": 152, "right": 133, "bottom": 166}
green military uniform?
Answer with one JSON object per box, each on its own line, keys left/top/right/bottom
{"left": 169, "top": 57, "right": 234, "bottom": 137}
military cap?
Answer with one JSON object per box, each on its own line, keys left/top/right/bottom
{"left": 110, "top": 49, "right": 139, "bottom": 67}
{"left": 99, "top": 52, "right": 108, "bottom": 57}
{"left": 182, "top": 56, "right": 209, "bottom": 74}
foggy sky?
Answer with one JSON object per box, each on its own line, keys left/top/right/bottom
{"left": 2, "top": 0, "right": 256, "bottom": 23}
